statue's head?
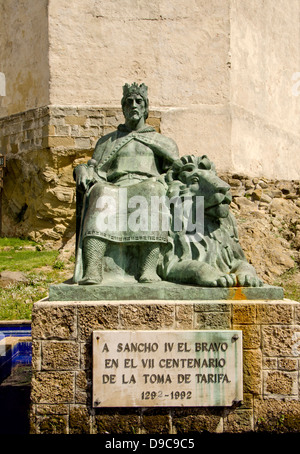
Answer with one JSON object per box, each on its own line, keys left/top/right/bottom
{"left": 167, "top": 155, "right": 232, "bottom": 219}
{"left": 121, "top": 82, "right": 149, "bottom": 121}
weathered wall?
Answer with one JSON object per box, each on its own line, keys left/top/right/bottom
{"left": 46, "top": 0, "right": 300, "bottom": 179}
{"left": 230, "top": 0, "right": 300, "bottom": 180}
{"left": 0, "top": 0, "right": 300, "bottom": 243}
{"left": 1, "top": 1, "right": 299, "bottom": 177}
{"left": 48, "top": 0, "right": 230, "bottom": 108}
{"left": 47, "top": 0, "right": 233, "bottom": 171}
{"left": 0, "top": 0, "right": 49, "bottom": 117}
{"left": 30, "top": 298, "right": 300, "bottom": 434}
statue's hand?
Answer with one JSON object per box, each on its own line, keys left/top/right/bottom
{"left": 75, "top": 165, "right": 93, "bottom": 193}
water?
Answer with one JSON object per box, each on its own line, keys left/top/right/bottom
{"left": 0, "top": 323, "right": 32, "bottom": 434}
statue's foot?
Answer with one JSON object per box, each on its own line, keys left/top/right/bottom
{"left": 195, "top": 270, "right": 237, "bottom": 287}
{"left": 139, "top": 272, "right": 161, "bottom": 283}
{"left": 236, "top": 273, "right": 263, "bottom": 287}
{"left": 78, "top": 275, "right": 102, "bottom": 285}
{"left": 214, "top": 273, "right": 237, "bottom": 287}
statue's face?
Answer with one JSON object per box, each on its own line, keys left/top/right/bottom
{"left": 123, "top": 94, "right": 146, "bottom": 123}
{"left": 178, "top": 164, "right": 232, "bottom": 219}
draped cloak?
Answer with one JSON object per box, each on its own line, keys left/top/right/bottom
{"left": 73, "top": 124, "right": 179, "bottom": 282}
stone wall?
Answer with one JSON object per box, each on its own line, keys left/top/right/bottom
{"left": 219, "top": 173, "right": 300, "bottom": 283}
{"left": 1, "top": 105, "right": 299, "bottom": 286}
{"left": 0, "top": 106, "right": 160, "bottom": 241}
{"left": 30, "top": 298, "right": 300, "bottom": 434}
{"left": 230, "top": 0, "right": 300, "bottom": 180}
{"left": 0, "top": 0, "right": 49, "bottom": 118}
{"left": 1, "top": 106, "right": 299, "bottom": 240}
{"left": 1, "top": 1, "right": 300, "bottom": 179}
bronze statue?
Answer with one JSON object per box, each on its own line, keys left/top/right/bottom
{"left": 73, "top": 83, "right": 263, "bottom": 288}
{"left": 73, "top": 83, "right": 179, "bottom": 284}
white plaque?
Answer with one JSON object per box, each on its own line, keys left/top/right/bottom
{"left": 93, "top": 330, "right": 243, "bottom": 407}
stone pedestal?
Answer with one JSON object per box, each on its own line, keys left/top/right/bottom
{"left": 29, "top": 288, "right": 300, "bottom": 434}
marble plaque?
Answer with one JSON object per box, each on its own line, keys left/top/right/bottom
{"left": 93, "top": 330, "right": 243, "bottom": 407}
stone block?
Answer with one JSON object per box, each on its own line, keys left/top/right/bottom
{"left": 74, "top": 137, "right": 92, "bottom": 149}
{"left": 232, "top": 303, "right": 256, "bottom": 324}
{"left": 141, "top": 409, "right": 170, "bottom": 434}
{"left": 69, "top": 405, "right": 91, "bottom": 434}
{"left": 64, "top": 115, "right": 87, "bottom": 126}
{"left": 278, "top": 358, "right": 298, "bottom": 371}
{"left": 262, "top": 325, "right": 300, "bottom": 357}
{"left": 94, "top": 410, "right": 140, "bottom": 434}
{"left": 41, "top": 341, "right": 80, "bottom": 370}
{"left": 243, "top": 349, "right": 262, "bottom": 394}
{"left": 75, "top": 370, "right": 92, "bottom": 405}
{"left": 195, "top": 311, "right": 231, "bottom": 330}
{"left": 256, "top": 303, "right": 293, "bottom": 324}
{"left": 55, "top": 125, "right": 70, "bottom": 136}
{"left": 77, "top": 304, "right": 119, "bottom": 341}
{"left": 263, "top": 357, "right": 277, "bottom": 370}
{"left": 254, "top": 397, "right": 300, "bottom": 432}
{"left": 263, "top": 370, "right": 298, "bottom": 397}
{"left": 223, "top": 409, "right": 253, "bottom": 433}
{"left": 36, "top": 415, "right": 68, "bottom": 434}
{"left": 119, "top": 303, "right": 175, "bottom": 330}
{"left": 9, "top": 121, "right": 23, "bottom": 134}
{"left": 32, "top": 303, "right": 77, "bottom": 340}
{"left": 175, "top": 304, "right": 194, "bottom": 329}
{"left": 172, "top": 408, "right": 222, "bottom": 434}
{"left": 233, "top": 324, "right": 261, "bottom": 349}
{"left": 31, "top": 371, "right": 75, "bottom": 404}
{"left": 47, "top": 136, "right": 75, "bottom": 148}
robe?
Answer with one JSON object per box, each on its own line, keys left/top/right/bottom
{"left": 73, "top": 124, "right": 179, "bottom": 282}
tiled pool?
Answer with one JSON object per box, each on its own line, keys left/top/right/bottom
{"left": 0, "top": 322, "right": 32, "bottom": 383}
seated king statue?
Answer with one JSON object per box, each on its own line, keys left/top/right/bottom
{"left": 73, "top": 83, "right": 179, "bottom": 285}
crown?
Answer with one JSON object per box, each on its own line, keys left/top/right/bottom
{"left": 122, "top": 82, "right": 148, "bottom": 100}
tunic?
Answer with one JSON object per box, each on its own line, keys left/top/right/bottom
{"left": 73, "top": 124, "right": 179, "bottom": 282}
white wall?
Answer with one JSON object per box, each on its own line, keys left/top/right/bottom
{"left": 1, "top": 0, "right": 299, "bottom": 179}
{"left": 0, "top": 0, "right": 49, "bottom": 117}
{"left": 230, "top": 0, "right": 300, "bottom": 179}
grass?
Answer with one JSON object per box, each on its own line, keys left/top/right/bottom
{"left": 0, "top": 237, "right": 72, "bottom": 320}
{"left": 0, "top": 237, "right": 299, "bottom": 321}
{"left": 0, "top": 248, "right": 58, "bottom": 272}
{"left": 273, "top": 265, "right": 300, "bottom": 302}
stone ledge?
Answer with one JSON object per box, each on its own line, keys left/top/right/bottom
{"left": 30, "top": 297, "right": 300, "bottom": 433}
{"left": 48, "top": 282, "right": 284, "bottom": 302}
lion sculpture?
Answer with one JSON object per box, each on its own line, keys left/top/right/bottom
{"left": 158, "top": 155, "right": 263, "bottom": 288}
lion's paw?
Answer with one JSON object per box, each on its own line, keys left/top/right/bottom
{"left": 236, "top": 273, "right": 263, "bottom": 287}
